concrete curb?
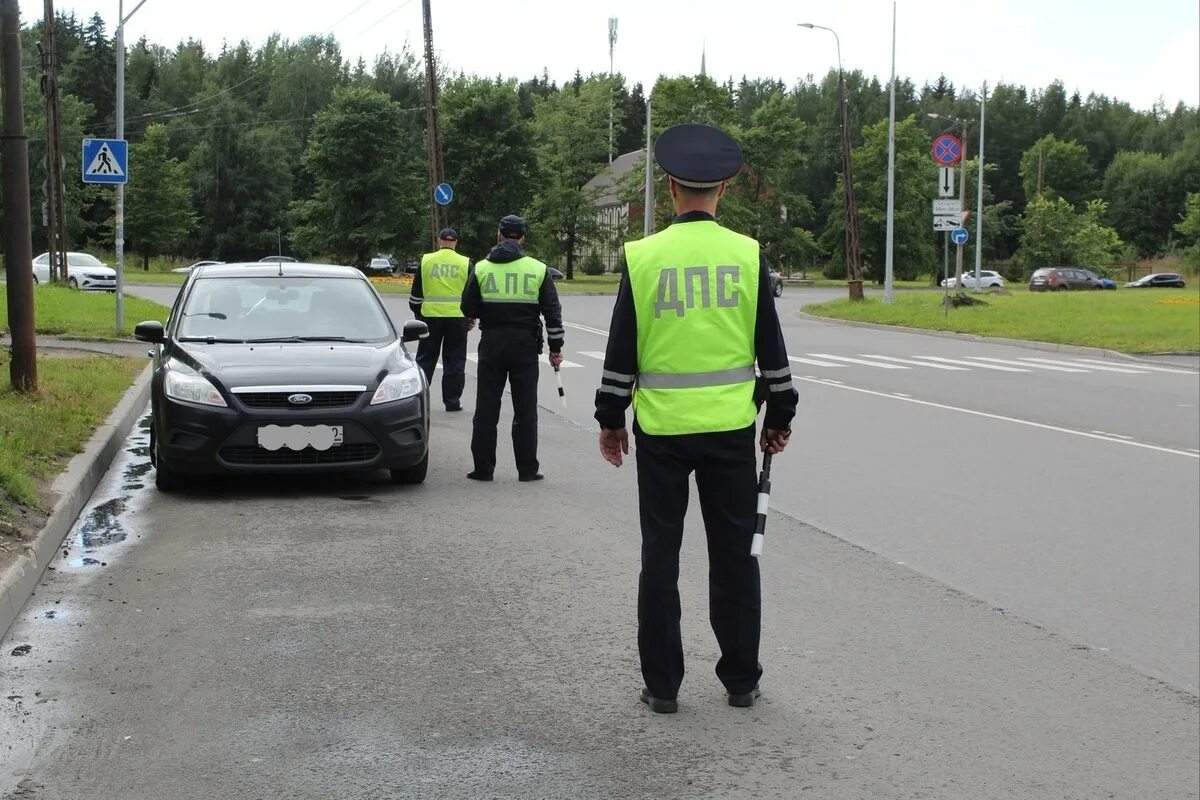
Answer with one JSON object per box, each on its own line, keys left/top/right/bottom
{"left": 0, "top": 363, "right": 152, "bottom": 640}
{"left": 796, "top": 310, "right": 1200, "bottom": 369}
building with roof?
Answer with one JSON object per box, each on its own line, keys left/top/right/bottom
{"left": 581, "top": 148, "right": 646, "bottom": 273}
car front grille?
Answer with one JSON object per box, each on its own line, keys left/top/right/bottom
{"left": 220, "top": 443, "right": 380, "bottom": 465}
{"left": 237, "top": 391, "right": 362, "bottom": 409}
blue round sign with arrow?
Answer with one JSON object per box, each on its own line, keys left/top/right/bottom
{"left": 951, "top": 227, "right": 969, "bottom": 245}
{"left": 433, "top": 182, "right": 454, "bottom": 206}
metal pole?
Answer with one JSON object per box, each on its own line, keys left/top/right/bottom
{"left": 883, "top": 1, "right": 896, "bottom": 304}
{"left": 954, "top": 123, "right": 968, "bottom": 293}
{"left": 608, "top": 17, "right": 617, "bottom": 166}
{"left": 115, "top": 0, "right": 125, "bottom": 332}
{"left": 2, "top": 0, "right": 37, "bottom": 390}
{"left": 643, "top": 95, "right": 653, "bottom": 237}
{"left": 975, "top": 81, "right": 987, "bottom": 287}
{"left": 943, "top": 232, "right": 949, "bottom": 316}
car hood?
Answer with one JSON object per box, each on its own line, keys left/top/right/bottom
{"left": 175, "top": 340, "right": 413, "bottom": 388}
{"left": 68, "top": 264, "right": 115, "bottom": 275}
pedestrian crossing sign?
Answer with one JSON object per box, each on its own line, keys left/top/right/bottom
{"left": 81, "top": 138, "right": 128, "bottom": 185}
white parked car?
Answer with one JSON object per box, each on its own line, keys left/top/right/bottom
{"left": 32, "top": 252, "right": 116, "bottom": 291}
{"left": 940, "top": 270, "right": 1005, "bottom": 290}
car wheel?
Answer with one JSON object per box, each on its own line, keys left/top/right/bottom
{"left": 773, "top": 282, "right": 783, "bottom": 298}
{"left": 1093, "top": 284, "right": 1103, "bottom": 290}
{"left": 390, "top": 451, "right": 428, "bottom": 485}
{"left": 68, "top": 276, "right": 79, "bottom": 290}
{"left": 152, "top": 433, "right": 180, "bottom": 492}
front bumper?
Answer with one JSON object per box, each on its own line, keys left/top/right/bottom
{"left": 153, "top": 384, "right": 429, "bottom": 475}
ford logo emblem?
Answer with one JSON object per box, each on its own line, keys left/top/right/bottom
{"left": 288, "top": 393, "right": 313, "bottom": 405}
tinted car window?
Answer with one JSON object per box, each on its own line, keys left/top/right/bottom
{"left": 179, "top": 277, "right": 395, "bottom": 343}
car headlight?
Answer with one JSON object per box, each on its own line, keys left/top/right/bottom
{"left": 164, "top": 359, "right": 227, "bottom": 407}
{"left": 371, "top": 366, "right": 423, "bottom": 405}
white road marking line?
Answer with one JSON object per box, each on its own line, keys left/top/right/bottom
{"left": 542, "top": 356, "right": 582, "bottom": 368}
{"left": 1020, "top": 357, "right": 1149, "bottom": 374}
{"left": 808, "top": 353, "right": 908, "bottom": 369}
{"left": 1073, "top": 358, "right": 1198, "bottom": 375}
{"left": 789, "top": 356, "right": 846, "bottom": 368}
{"left": 913, "top": 356, "right": 1028, "bottom": 372}
{"left": 893, "top": 392, "right": 911, "bottom": 398}
{"left": 799, "top": 377, "right": 1199, "bottom": 459}
{"left": 1091, "top": 430, "right": 1134, "bottom": 440}
{"left": 861, "top": 354, "right": 969, "bottom": 370}
{"left": 563, "top": 321, "right": 610, "bottom": 337}
{"left": 579, "top": 351, "right": 607, "bottom": 360}
{"left": 466, "top": 353, "right": 478, "bottom": 363}
{"left": 1190, "top": 449, "right": 1200, "bottom": 454}
{"left": 968, "top": 356, "right": 1086, "bottom": 373}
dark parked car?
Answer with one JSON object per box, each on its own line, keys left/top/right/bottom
{"left": 1125, "top": 272, "right": 1187, "bottom": 288}
{"left": 134, "top": 263, "right": 431, "bottom": 491}
{"left": 404, "top": 259, "right": 420, "bottom": 275}
{"left": 1029, "top": 267, "right": 1103, "bottom": 291}
{"left": 768, "top": 268, "right": 783, "bottom": 297}
{"left": 548, "top": 267, "right": 564, "bottom": 281}
{"left": 1080, "top": 269, "right": 1117, "bottom": 289}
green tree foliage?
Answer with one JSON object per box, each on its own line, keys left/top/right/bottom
{"left": 1101, "top": 151, "right": 1175, "bottom": 257}
{"left": 1068, "top": 200, "right": 1126, "bottom": 267}
{"left": 291, "top": 87, "right": 421, "bottom": 266}
{"left": 1175, "top": 193, "right": 1200, "bottom": 269}
{"left": 439, "top": 77, "right": 538, "bottom": 259}
{"left": 1019, "top": 134, "right": 1098, "bottom": 206}
{"left": 823, "top": 116, "right": 934, "bottom": 281}
{"left": 121, "top": 124, "right": 196, "bottom": 269}
{"left": 1015, "top": 195, "right": 1077, "bottom": 269}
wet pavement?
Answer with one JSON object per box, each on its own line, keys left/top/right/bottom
{"left": 1, "top": 396, "right": 1197, "bottom": 799}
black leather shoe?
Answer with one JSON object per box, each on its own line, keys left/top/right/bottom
{"left": 727, "top": 687, "right": 762, "bottom": 708}
{"left": 467, "top": 471, "right": 493, "bottom": 481}
{"left": 518, "top": 473, "right": 544, "bottom": 482}
{"left": 640, "top": 688, "right": 678, "bottom": 714}
{"left": 445, "top": 402, "right": 462, "bottom": 412}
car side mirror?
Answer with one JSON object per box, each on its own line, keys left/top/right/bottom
{"left": 402, "top": 320, "right": 429, "bottom": 343}
{"left": 134, "top": 321, "right": 165, "bottom": 343}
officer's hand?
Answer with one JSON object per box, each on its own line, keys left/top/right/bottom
{"left": 467, "top": 317, "right": 477, "bottom": 331}
{"left": 549, "top": 352, "right": 564, "bottom": 369}
{"left": 599, "top": 427, "right": 629, "bottom": 467}
{"left": 760, "top": 427, "right": 791, "bottom": 455}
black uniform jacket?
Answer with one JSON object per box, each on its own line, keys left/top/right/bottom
{"left": 593, "top": 211, "right": 798, "bottom": 432}
{"left": 461, "top": 239, "right": 564, "bottom": 353}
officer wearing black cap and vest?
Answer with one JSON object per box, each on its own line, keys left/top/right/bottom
{"left": 411, "top": 228, "right": 473, "bottom": 411}
{"left": 461, "top": 214, "right": 564, "bottom": 481}
{"left": 594, "top": 123, "right": 797, "bottom": 714}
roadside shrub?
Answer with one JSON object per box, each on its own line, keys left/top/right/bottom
{"left": 582, "top": 253, "right": 605, "bottom": 276}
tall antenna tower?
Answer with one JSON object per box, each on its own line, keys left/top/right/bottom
{"left": 608, "top": 16, "right": 617, "bottom": 165}
{"left": 422, "top": 0, "right": 446, "bottom": 246}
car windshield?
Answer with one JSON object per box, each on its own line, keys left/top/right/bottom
{"left": 177, "top": 276, "right": 395, "bottom": 343}
{"left": 68, "top": 253, "right": 104, "bottom": 267}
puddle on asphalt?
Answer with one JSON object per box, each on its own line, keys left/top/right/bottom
{"left": 60, "top": 405, "right": 154, "bottom": 571}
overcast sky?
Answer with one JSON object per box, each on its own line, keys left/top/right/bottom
{"left": 44, "top": 0, "right": 1200, "bottom": 112}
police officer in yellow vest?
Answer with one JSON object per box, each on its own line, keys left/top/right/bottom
{"left": 594, "top": 124, "right": 797, "bottom": 713}
{"left": 461, "top": 215, "right": 564, "bottom": 481}
{"left": 410, "top": 227, "right": 473, "bottom": 411}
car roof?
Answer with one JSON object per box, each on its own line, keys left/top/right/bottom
{"left": 193, "top": 263, "right": 364, "bottom": 279}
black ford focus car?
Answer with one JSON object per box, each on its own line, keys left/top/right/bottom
{"left": 135, "top": 263, "right": 430, "bottom": 491}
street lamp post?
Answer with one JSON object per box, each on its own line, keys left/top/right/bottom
{"left": 799, "top": 23, "right": 862, "bottom": 301}
{"left": 114, "top": 0, "right": 149, "bottom": 332}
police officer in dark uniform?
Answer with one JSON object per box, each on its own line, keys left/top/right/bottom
{"left": 594, "top": 124, "right": 797, "bottom": 713}
{"left": 461, "top": 215, "right": 565, "bottom": 481}
{"left": 411, "top": 228, "right": 473, "bottom": 411}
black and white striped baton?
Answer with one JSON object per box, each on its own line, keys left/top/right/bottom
{"left": 750, "top": 451, "right": 773, "bottom": 558}
{"left": 554, "top": 365, "right": 567, "bottom": 408}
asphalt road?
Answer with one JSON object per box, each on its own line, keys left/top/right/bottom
{"left": 3, "top": 282, "right": 1194, "bottom": 797}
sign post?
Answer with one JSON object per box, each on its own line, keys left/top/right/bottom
{"left": 82, "top": 137, "right": 127, "bottom": 330}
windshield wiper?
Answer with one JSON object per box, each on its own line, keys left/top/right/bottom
{"left": 178, "top": 336, "right": 246, "bottom": 343}
{"left": 243, "top": 336, "right": 369, "bottom": 343}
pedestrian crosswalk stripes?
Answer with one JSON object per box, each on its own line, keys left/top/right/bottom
{"left": 436, "top": 351, "right": 1193, "bottom": 379}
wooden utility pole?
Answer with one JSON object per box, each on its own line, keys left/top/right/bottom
{"left": 2, "top": 0, "right": 38, "bottom": 391}
{"left": 421, "top": 0, "right": 446, "bottom": 247}
{"left": 41, "top": 0, "right": 68, "bottom": 283}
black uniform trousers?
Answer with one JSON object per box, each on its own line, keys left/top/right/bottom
{"left": 634, "top": 421, "right": 762, "bottom": 700}
{"left": 470, "top": 328, "right": 540, "bottom": 477}
{"left": 415, "top": 317, "right": 468, "bottom": 408}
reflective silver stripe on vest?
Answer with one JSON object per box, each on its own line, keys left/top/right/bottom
{"left": 598, "top": 384, "right": 632, "bottom": 397}
{"left": 637, "top": 364, "right": 756, "bottom": 389}
{"left": 760, "top": 367, "right": 790, "bottom": 379}
{"left": 423, "top": 296, "right": 462, "bottom": 303}
{"left": 769, "top": 380, "right": 795, "bottom": 392}
{"left": 603, "top": 369, "right": 635, "bottom": 383}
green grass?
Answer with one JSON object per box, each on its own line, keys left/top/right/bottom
{"left": 0, "top": 285, "right": 171, "bottom": 339}
{"left": 122, "top": 271, "right": 186, "bottom": 285}
{"left": 0, "top": 352, "right": 146, "bottom": 517}
{"left": 805, "top": 287, "right": 1200, "bottom": 353}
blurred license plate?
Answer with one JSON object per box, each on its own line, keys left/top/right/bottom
{"left": 257, "top": 424, "right": 343, "bottom": 451}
